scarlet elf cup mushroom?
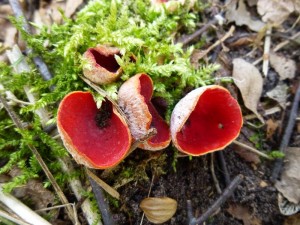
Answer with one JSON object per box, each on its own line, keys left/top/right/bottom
{"left": 82, "top": 45, "right": 122, "bottom": 85}
{"left": 118, "top": 73, "right": 171, "bottom": 150}
{"left": 170, "top": 85, "right": 243, "bottom": 156}
{"left": 57, "top": 91, "right": 132, "bottom": 169}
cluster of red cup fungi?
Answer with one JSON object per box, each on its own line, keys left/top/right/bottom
{"left": 57, "top": 45, "right": 243, "bottom": 169}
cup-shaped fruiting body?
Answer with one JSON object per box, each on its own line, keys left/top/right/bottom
{"left": 170, "top": 85, "right": 243, "bottom": 156}
{"left": 82, "top": 45, "right": 122, "bottom": 85}
{"left": 118, "top": 73, "right": 171, "bottom": 151}
{"left": 57, "top": 91, "right": 132, "bottom": 169}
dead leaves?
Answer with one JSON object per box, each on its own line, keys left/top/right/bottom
{"left": 269, "top": 53, "right": 296, "bottom": 80}
{"left": 227, "top": 204, "right": 262, "bottom": 225}
{"left": 226, "top": 0, "right": 265, "bottom": 32}
{"left": 275, "top": 147, "right": 300, "bottom": 205}
{"left": 257, "top": 0, "right": 300, "bottom": 25}
{"left": 140, "top": 197, "right": 177, "bottom": 224}
{"left": 232, "top": 58, "right": 264, "bottom": 123}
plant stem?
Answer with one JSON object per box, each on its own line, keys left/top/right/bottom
{"left": 9, "top": 0, "right": 53, "bottom": 81}
{"left": 232, "top": 140, "right": 272, "bottom": 160}
{"left": 0, "top": 184, "right": 51, "bottom": 225}
{"left": 188, "top": 174, "right": 243, "bottom": 225}
{"left": 0, "top": 94, "right": 79, "bottom": 225}
{"left": 271, "top": 83, "right": 300, "bottom": 182}
{"left": 88, "top": 176, "right": 115, "bottom": 225}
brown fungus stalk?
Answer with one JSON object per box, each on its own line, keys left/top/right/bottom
{"left": 170, "top": 85, "right": 243, "bottom": 156}
{"left": 118, "top": 73, "right": 171, "bottom": 151}
{"left": 57, "top": 91, "right": 132, "bottom": 169}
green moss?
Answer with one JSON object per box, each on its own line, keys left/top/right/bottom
{"left": 0, "top": 0, "right": 216, "bottom": 201}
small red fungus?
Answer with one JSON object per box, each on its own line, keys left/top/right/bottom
{"left": 57, "top": 91, "right": 132, "bottom": 169}
{"left": 170, "top": 85, "right": 243, "bottom": 156}
{"left": 82, "top": 45, "right": 122, "bottom": 85}
{"left": 118, "top": 73, "right": 171, "bottom": 151}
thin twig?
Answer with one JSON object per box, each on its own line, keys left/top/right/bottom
{"left": 86, "top": 169, "right": 120, "bottom": 200}
{"left": 210, "top": 153, "right": 221, "bottom": 194}
{"left": 0, "top": 184, "right": 51, "bottom": 225}
{"left": 188, "top": 174, "right": 244, "bottom": 225}
{"left": 232, "top": 140, "right": 272, "bottom": 160}
{"left": 216, "top": 151, "right": 231, "bottom": 187}
{"left": 88, "top": 175, "right": 115, "bottom": 225}
{"left": 0, "top": 94, "right": 78, "bottom": 225}
{"left": 189, "top": 26, "right": 235, "bottom": 61}
{"left": 253, "top": 31, "right": 300, "bottom": 66}
{"left": 271, "top": 83, "right": 300, "bottom": 182}
{"left": 178, "top": 18, "right": 218, "bottom": 46}
{"left": 0, "top": 208, "right": 31, "bottom": 225}
{"left": 9, "top": 0, "right": 53, "bottom": 81}
{"left": 139, "top": 174, "right": 155, "bottom": 225}
{"left": 262, "top": 26, "right": 272, "bottom": 77}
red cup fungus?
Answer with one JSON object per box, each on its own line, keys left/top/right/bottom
{"left": 118, "top": 73, "right": 171, "bottom": 151}
{"left": 82, "top": 45, "right": 122, "bottom": 85}
{"left": 57, "top": 91, "right": 132, "bottom": 169}
{"left": 170, "top": 85, "right": 243, "bottom": 156}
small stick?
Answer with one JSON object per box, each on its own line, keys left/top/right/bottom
{"left": 0, "top": 208, "right": 31, "bottom": 225}
{"left": 178, "top": 18, "right": 218, "bottom": 46}
{"left": 210, "top": 153, "right": 221, "bottom": 194}
{"left": 0, "top": 94, "right": 79, "bottom": 225}
{"left": 271, "top": 83, "right": 300, "bottom": 182}
{"left": 0, "top": 184, "right": 51, "bottom": 225}
{"left": 88, "top": 176, "right": 115, "bottom": 225}
{"left": 189, "top": 26, "right": 235, "bottom": 61}
{"left": 262, "top": 26, "right": 272, "bottom": 77}
{"left": 86, "top": 169, "right": 120, "bottom": 200}
{"left": 232, "top": 140, "right": 272, "bottom": 160}
{"left": 139, "top": 174, "right": 155, "bottom": 225}
{"left": 188, "top": 174, "right": 243, "bottom": 225}
{"left": 9, "top": 0, "right": 53, "bottom": 81}
{"left": 216, "top": 151, "right": 231, "bottom": 187}
{"left": 253, "top": 31, "right": 300, "bottom": 66}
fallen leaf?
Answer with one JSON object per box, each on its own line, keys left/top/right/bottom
{"left": 226, "top": 0, "right": 265, "bottom": 32}
{"left": 233, "top": 144, "right": 261, "bottom": 164}
{"left": 257, "top": 0, "right": 299, "bottom": 25}
{"left": 284, "top": 212, "right": 300, "bottom": 225}
{"left": 265, "top": 118, "right": 279, "bottom": 140}
{"left": 140, "top": 197, "right": 177, "bottom": 224}
{"left": 270, "top": 52, "right": 296, "bottom": 80}
{"left": 278, "top": 193, "right": 300, "bottom": 216}
{"left": 65, "top": 0, "right": 84, "bottom": 18}
{"left": 232, "top": 58, "right": 264, "bottom": 123}
{"left": 266, "top": 82, "right": 289, "bottom": 108}
{"left": 38, "top": 1, "right": 66, "bottom": 26}
{"left": 275, "top": 147, "right": 300, "bottom": 204}
{"left": 227, "top": 204, "right": 262, "bottom": 225}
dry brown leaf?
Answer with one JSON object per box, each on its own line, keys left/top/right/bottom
{"left": 284, "top": 213, "right": 300, "bottom": 225}
{"left": 265, "top": 118, "right": 279, "bottom": 140}
{"left": 140, "top": 197, "right": 177, "bottom": 224}
{"left": 38, "top": 1, "right": 66, "bottom": 26}
{"left": 232, "top": 58, "right": 264, "bottom": 123}
{"left": 227, "top": 204, "right": 262, "bottom": 225}
{"left": 270, "top": 52, "right": 296, "bottom": 80}
{"left": 257, "top": 0, "right": 299, "bottom": 25}
{"left": 233, "top": 144, "right": 261, "bottom": 164}
{"left": 65, "top": 0, "right": 84, "bottom": 18}
{"left": 266, "top": 82, "right": 288, "bottom": 108}
{"left": 275, "top": 147, "right": 300, "bottom": 204}
{"left": 226, "top": 0, "right": 265, "bottom": 32}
